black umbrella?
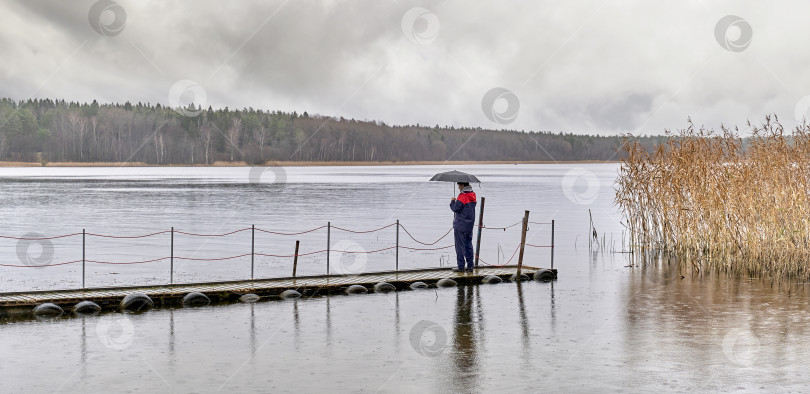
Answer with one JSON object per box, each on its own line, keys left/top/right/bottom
{"left": 429, "top": 170, "right": 481, "bottom": 195}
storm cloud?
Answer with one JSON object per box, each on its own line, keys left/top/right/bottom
{"left": 1, "top": 0, "right": 809, "bottom": 135}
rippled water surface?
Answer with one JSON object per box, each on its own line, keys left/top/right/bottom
{"left": 1, "top": 164, "right": 808, "bottom": 393}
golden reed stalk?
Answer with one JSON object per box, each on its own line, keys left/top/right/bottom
{"left": 616, "top": 115, "right": 810, "bottom": 279}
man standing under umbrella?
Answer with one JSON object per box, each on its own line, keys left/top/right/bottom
{"left": 450, "top": 182, "right": 477, "bottom": 272}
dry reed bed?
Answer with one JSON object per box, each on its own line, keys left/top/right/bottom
{"left": 616, "top": 116, "right": 810, "bottom": 279}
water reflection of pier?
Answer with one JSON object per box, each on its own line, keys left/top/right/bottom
{"left": 70, "top": 277, "right": 558, "bottom": 388}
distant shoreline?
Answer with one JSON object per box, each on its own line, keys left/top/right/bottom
{"left": 0, "top": 160, "right": 620, "bottom": 167}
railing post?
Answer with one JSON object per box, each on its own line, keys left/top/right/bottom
{"left": 474, "top": 197, "right": 486, "bottom": 267}
{"left": 170, "top": 226, "right": 174, "bottom": 284}
{"left": 395, "top": 220, "right": 399, "bottom": 271}
{"left": 293, "top": 240, "right": 300, "bottom": 277}
{"left": 551, "top": 219, "right": 555, "bottom": 270}
{"left": 82, "top": 229, "right": 86, "bottom": 288}
{"left": 251, "top": 224, "right": 255, "bottom": 280}
{"left": 516, "top": 210, "right": 530, "bottom": 275}
{"left": 326, "top": 222, "right": 331, "bottom": 275}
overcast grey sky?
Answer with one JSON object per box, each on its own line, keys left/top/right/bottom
{"left": 1, "top": 0, "right": 808, "bottom": 135}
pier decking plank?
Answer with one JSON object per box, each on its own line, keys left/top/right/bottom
{"left": 0, "top": 265, "right": 555, "bottom": 311}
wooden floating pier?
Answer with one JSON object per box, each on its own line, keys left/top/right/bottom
{"left": 0, "top": 265, "right": 556, "bottom": 315}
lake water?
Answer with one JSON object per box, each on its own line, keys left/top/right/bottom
{"left": 1, "top": 164, "right": 808, "bottom": 393}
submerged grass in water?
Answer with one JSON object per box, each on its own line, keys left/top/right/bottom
{"left": 616, "top": 115, "right": 810, "bottom": 279}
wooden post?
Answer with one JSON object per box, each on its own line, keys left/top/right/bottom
{"left": 251, "top": 224, "right": 255, "bottom": 280}
{"left": 395, "top": 220, "right": 399, "bottom": 271}
{"left": 170, "top": 226, "right": 174, "bottom": 284}
{"left": 474, "top": 197, "right": 486, "bottom": 267}
{"left": 551, "top": 219, "right": 555, "bottom": 270}
{"left": 292, "top": 240, "right": 300, "bottom": 277}
{"left": 516, "top": 210, "right": 530, "bottom": 275}
{"left": 326, "top": 222, "right": 331, "bottom": 275}
{"left": 82, "top": 229, "right": 85, "bottom": 288}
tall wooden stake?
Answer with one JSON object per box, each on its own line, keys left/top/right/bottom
{"left": 326, "top": 222, "right": 331, "bottom": 275}
{"left": 516, "top": 210, "right": 530, "bottom": 275}
{"left": 251, "top": 224, "right": 255, "bottom": 280}
{"left": 292, "top": 240, "right": 300, "bottom": 277}
{"left": 551, "top": 219, "right": 555, "bottom": 270}
{"left": 170, "top": 226, "right": 174, "bottom": 284}
{"left": 82, "top": 229, "right": 86, "bottom": 288}
{"left": 474, "top": 197, "right": 486, "bottom": 267}
{"left": 395, "top": 220, "right": 400, "bottom": 271}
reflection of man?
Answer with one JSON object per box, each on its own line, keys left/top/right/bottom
{"left": 450, "top": 182, "right": 477, "bottom": 272}
{"left": 449, "top": 284, "right": 478, "bottom": 392}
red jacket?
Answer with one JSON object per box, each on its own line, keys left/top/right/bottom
{"left": 450, "top": 190, "right": 477, "bottom": 232}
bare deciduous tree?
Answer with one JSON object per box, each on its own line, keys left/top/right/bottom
{"left": 226, "top": 118, "right": 243, "bottom": 161}
{"left": 252, "top": 126, "right": 270, "bottom": 162}
{"left": 64, "top": 112, "right": 87, "bottom": 160}
{"left": 199, "top": 121, "right": 214, "bottom": 165}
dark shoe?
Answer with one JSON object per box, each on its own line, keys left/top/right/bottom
{"left": 451, "top": 267, "right": 466, "bottom": 273}
{"left": 465, "top": 267, "right": 475, "bottom": 272}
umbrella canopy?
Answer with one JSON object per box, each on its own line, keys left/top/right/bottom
{"left": 429, "top": 170, "right": 481, "bottom": 196}
{"left": 428, "top": 170, "right": 481, "bottom": 183}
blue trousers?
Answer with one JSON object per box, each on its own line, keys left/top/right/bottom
{"left": 454, "top": 229, "right": 474, "bottom": 269}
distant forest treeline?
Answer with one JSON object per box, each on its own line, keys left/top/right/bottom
{"left": 0, "top": 98, "right": 664, "bottom": 164}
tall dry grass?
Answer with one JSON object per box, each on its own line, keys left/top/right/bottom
{"left": 616, "top": 115, "right": 810, "bottom": 279}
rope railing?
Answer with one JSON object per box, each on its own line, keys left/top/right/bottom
{"left": 400, "top": 245, "right": 455, "bottom": 251}
{"left": 0, "top": 259, "right": 83, "bottom": 268}
{"left": 332, "top": 223, "right": 397, "bottom": 233}
{"left": 478, "top": 220, "right": 524, "bottom": 231}
{"left": 76, "top": 243, "right": 546, "bottom": 266}
{"left": 0, "top": 220, "right": 544, "bottom": 241}
{"left": 399, "top": 226, "right": 453, "bottom": 245}
{"left": 174, "top": 253, "right": 253, "bottom": 261}
{"left": 0, "top": 232, "right": 83, "bottom": 240}
{"left": 257, "top": 250, "right": 326, "bottom": 258}
{"left": 174, "top": 228, "right": 252, "bottom": 237}
{"left": 86, "top": 230, "right": 171, "bottom": 239}
{"left": 0, "top": 212, "right": 555, "bottom": 287}
{"left": 88, "top": 257, "right": 170, "bottom": 265}
{"left": 525, "top": 243, "right": 553, "bottom": 248}
{"left": 255, "top": 225, "right": 327, "bottom": 236}
{"left": 475, "top": 243, "right": 522, "bottom": 267}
